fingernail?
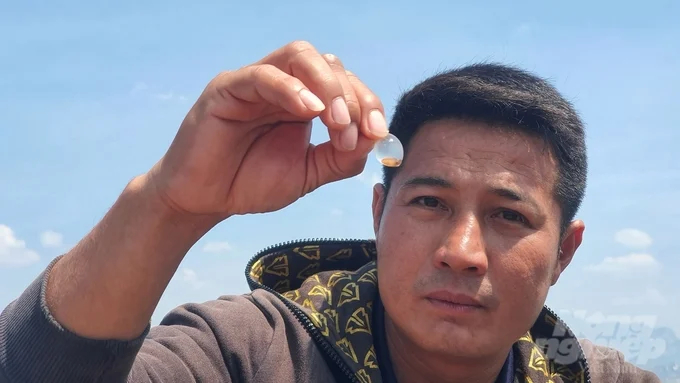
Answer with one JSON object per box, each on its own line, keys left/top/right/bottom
{"left": 299, "top": 89, "right": 325, "bottom": 112}
{"left": 368, "top": 110, "right": 388, "bottom": 137}
{"left": 340, "top": 123, "right": 358, "bottom": 151}
{"left": 331, "top": 97, "right": 351, "bottom": 125}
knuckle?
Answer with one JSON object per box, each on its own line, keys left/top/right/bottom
{"left": 250, "top": 65, "right": 267, "bottom": 81}
{"left": 216, "top": 70, "right": 232, "bottom": 79}
{"left": 252, "top": 64, "right": 276, "bottom": 79}
{"left": 251, "top": 64, "right": 269, "bottom": 76}
{"left": 345, "top": 96, "right": 361, "bottom": 112}
{"left": 210, "top": 70, "right": 232, "bottom": 86}
{"left": 286, "top": 40, "right": 315, "bottom": 55}
{"left": 316, "top": 73, "right": 342, "bottom": 92}
{"left": 282, "top": 75, "right": 301, "bottom": 89}
{"left": 322, "top": 53, "right": 343, "bottom": 67}
{"left": 252, "top": 64, "right": 285, "bottom": 86}
{"left": 360, "top": 93, "right": 382, "bottom": 108}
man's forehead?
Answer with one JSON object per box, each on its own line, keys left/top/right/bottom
{"left": 411, "top": 119, "right": 548, "bottom": 151}
{"left": 399, "top": 119, "right": 559, "bottom": 188}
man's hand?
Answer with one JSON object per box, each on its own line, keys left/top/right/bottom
{"left": 147, "top": 40, "right": 388, "bottom": 218}
{"left": 44, "top": 41, "right": 387, "bottom": 341}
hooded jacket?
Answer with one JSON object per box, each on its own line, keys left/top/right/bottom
{"left": 0, "top": 239, "right": 661, "bottom": 383}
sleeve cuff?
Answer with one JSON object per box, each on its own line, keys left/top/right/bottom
{"left": 0, "top": 256, "right": 149, "bottom": 383}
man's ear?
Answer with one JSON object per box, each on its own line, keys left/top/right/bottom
{"left": 551, "top": 220, "right": 585, "bottom": 285}
{"left": 372, "top": 183, "right": 386, "bottom": 237}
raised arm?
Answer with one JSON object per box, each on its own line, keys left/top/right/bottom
{"left": 0, "top": 41, "right": 387, "bottom": 383}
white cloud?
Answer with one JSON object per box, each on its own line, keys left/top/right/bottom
{"left": 129, "top": 82, "right": 148, "bottom": 95}
{"left": 584, "top": 253, "right": 661, "bottom": 275}
{"left": 40, "top": 230, "right": 63, "bottom": 248}
{"left": 181, "top": 268, "right": 205, "bottom": 290}
{"left": 0, "top": 224, "right": 40, "bottom": 267}
{"left": 154, "top": 92, "right": 173, "bottom": 100}
{"left": 330, "top": 208, "right": 343, "bottom": 216}
{"left": 615, "top": 228, "right": 653, "bottom": 249}
{"left": 130, "top": 82, "right": 187, "bottom": 102}
{"left": 153, "top": 92, "right": 187, "bottom": 102}
{"left": 612, "top": 288, "right": 668, "bottom": 306}
{"left": 202, "top": 241, "right": 232, "bottom": 253}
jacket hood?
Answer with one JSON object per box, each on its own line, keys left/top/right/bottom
{"left": 246, "top": 238, "right": 590, "bottom": 383}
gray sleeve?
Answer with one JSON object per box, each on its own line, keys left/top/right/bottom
{"left": 0, "top": 258, "right": 276, "bottom": 383}
{"left": 0, "top": 257, "right": 149, "bottom": 382}
{"left": 579, "top": 338, "right": 661, "bottom": 383}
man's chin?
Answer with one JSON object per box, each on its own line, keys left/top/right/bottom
{"left": 418, "top": 336, "right": 494, "bottom": 359}
{"left": 412, "top": 320, "right": 489, "bottom": 353}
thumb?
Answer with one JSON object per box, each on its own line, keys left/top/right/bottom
{"left": 304, "top": 134, "right": 376, "bottom": 193}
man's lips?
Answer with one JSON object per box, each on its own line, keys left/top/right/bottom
{"left": 424, "top": 290, "right": 485, "bottom": 308}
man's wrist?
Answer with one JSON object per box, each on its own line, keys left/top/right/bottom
{"left": 43, "top": 174, "right": 221, "bottom": 340}
{"left": 128, "top": 173, "right": 222, "bottom": 238}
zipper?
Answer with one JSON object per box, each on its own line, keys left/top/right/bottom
{"left": 542, "top": 306, "right": 593, "bottom": 383}
{"left": 245, "top": 238, "right": 592, "bottom": 383}
{"left": 245, "top": 238, "right": 373, "bottom": 383}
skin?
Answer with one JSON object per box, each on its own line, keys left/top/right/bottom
{"left": 371, "top": 119, "right": 585, "bottom": 383}
{"left": 44, "top": 41, "right": 388, "bottom": 340}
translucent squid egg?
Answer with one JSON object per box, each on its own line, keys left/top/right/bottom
{"left": 374, "top": 133, "right": 404, "bottom": 167}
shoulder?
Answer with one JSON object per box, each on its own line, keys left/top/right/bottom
{"left": 149, "top": 289, "right": 301, "bottom": 348}
{"left": 139, "top": 290, "right": 301, "bottom": 376}
{"left": 130, "top": 290, "right": 328, "bottom": 382}
{"left": 140, "top": 290, "right": 327, "bottom": 381}
{"left": 578, "top": 338, "right": 661, "bottom": 383}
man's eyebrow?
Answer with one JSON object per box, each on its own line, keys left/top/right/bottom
{"left": 490, "top": 187, "right": 541, "bottom": 211}
{"left": 400, "top": 178, "right": 543, "bottom": 211}
{"left": 401, "top": 176, "right": 453, "bottom": 188}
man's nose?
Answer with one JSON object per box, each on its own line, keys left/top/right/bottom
{"left": 432, "top": 213, "right": 488, "bottom": 276}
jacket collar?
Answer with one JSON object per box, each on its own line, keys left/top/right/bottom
{"left": 246, "top": 239, "right": 590, "bottom": 383}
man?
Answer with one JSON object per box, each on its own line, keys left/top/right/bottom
{"left": 0, "top": 41, "right": 660, "bottom": 382}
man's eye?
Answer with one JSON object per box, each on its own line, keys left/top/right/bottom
{"left": 499, "top": 210, "right": 527, "bottom": 224}
{"left": 412, "top": 196, "right": 443, "bottom": 209}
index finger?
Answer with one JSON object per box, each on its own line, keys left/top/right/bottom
{"left": 345, "top": 70, "right": 389, "bottom": 140}
{"left": 257, "top": 41, "right": 353, "bottom": 131}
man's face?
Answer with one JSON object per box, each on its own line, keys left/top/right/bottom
{"left": 372, "top": 119, "right": 584, "bottom": 359}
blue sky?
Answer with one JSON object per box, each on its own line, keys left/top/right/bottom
{"left": 1, "top": 0, "right": 678, "bottom": 371}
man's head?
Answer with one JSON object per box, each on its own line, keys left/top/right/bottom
{"left": 371, "top": 64, "right": 587, "bottom": 366}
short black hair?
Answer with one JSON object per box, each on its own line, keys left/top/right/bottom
{"left": 382, "top": 63, "right": 587, "bottom": 232}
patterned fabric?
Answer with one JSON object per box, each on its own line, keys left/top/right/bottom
{"left": 247, "top": 240, "right": 589, "bottom": 383}
{"left": 283, "top": 263, "right": 381, "bottom": 383}
{"left": 249, "top": 242, "right": 376, "bottom": 292}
